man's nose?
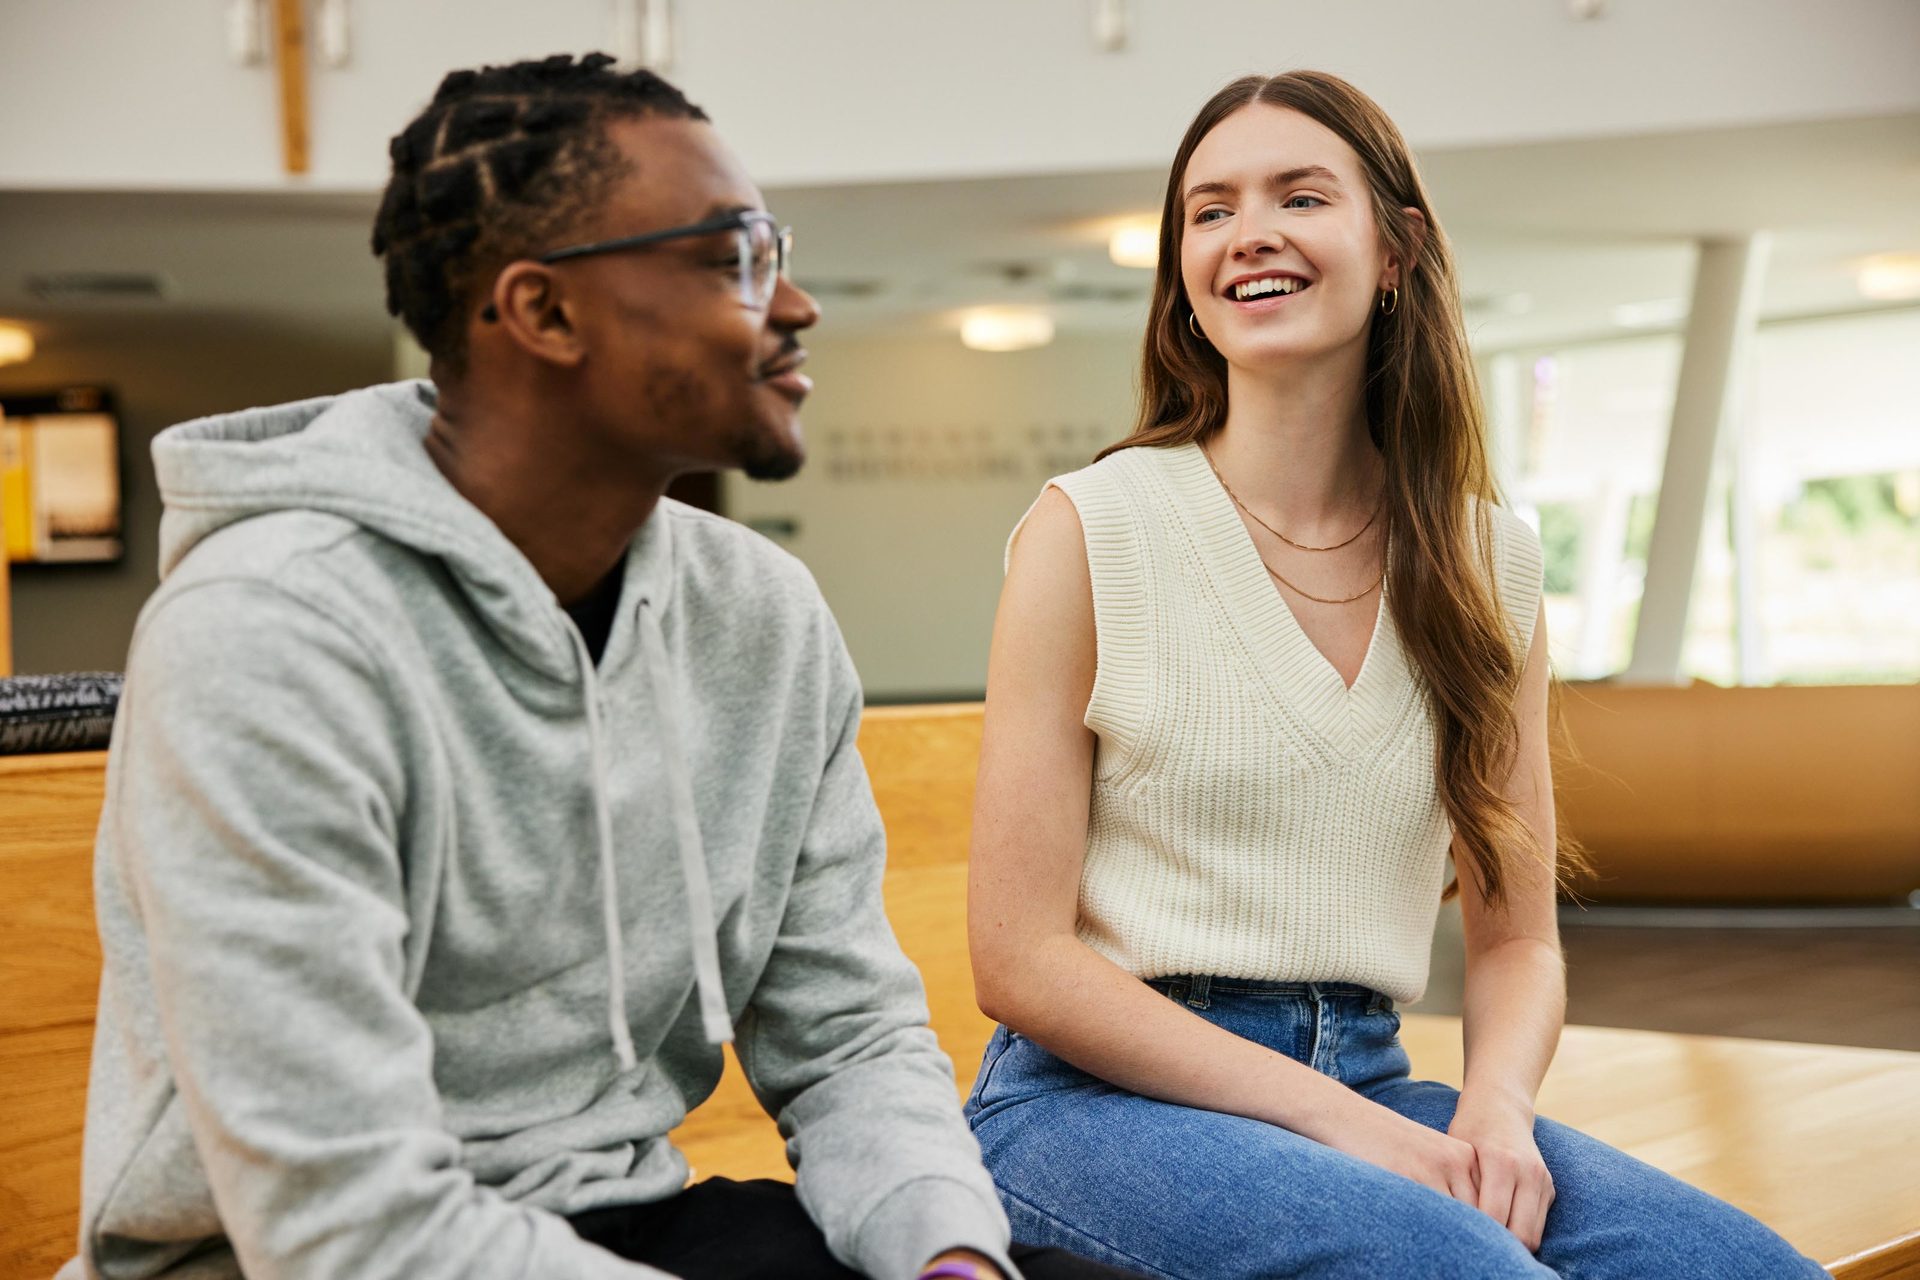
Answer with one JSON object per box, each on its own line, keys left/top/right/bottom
{"left": 769, "top": 275, "right": 820, "bottom": 332}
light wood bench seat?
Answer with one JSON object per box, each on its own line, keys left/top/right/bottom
{"left": 4, "top": 708, "right": 1918, "bottom": 1277}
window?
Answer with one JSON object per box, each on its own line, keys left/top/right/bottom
{"left": 1494, "top": 308, "right": 1920, "bottom": 685}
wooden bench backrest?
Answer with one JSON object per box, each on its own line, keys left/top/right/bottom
{"left": 1555, "top": 683, "right": 1920, "bottom": 902}
{"left": 6, "top": 709, "right": 1919, "bottom": 1276}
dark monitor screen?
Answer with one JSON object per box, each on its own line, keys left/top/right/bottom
{"left": 2, "top": 386, "right": 123, "bottom": 565}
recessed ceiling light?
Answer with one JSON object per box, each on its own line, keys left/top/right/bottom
{"left": 0, "top": 322, "right": 34, "bottom": 367}
{"left": 1108, "top": 218, "right": 1159, "bottom": 270}
{"left": 1857, "top": 252, "right": 1920, "bottom": 301}
{"left": 960, "top": 307, "right": 1055, "bottom": 352}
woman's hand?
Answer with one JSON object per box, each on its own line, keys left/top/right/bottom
{"left": 1448, "top": 1090, "right": 1554, "bottom": 1251}
{"left": 1323, "top": 1098, "right": 1481, "bottom": 1207}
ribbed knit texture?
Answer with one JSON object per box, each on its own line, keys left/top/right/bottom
{"left": 1009, "top": 442, "right": 1544, "bottom": 1004}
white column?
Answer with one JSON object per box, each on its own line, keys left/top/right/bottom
{"left": 1624, "top": 234, "right": 1770, "bottom": 684}
{"left": 1728, "top": 412, "right": 1769, "bottom": 684}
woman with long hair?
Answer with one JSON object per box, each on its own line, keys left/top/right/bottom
{"left": 962, "top": 72, "right": 1823, "bottom": 1278}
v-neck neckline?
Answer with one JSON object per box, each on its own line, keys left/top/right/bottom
{"left": 1162, "top": 441, "right": 1410, "bottom": 754}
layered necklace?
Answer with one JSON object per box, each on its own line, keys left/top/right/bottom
{"left": 1200, "top": 442, "right": 1387, "bottom": 606}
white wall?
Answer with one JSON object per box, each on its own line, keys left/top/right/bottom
{"left": 725, "top": 330, "right": 1139, "bottom": 699}
{"left": 7, "top": 0, "right": 1920, "bottom": 190}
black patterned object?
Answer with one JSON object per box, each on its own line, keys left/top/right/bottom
{"left": 0, "top": 672, "right": 123, "bottom": 755}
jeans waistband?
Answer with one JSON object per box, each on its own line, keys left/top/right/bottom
{"left": 1147, "top": 974, "right": 1393, "bottom": 1013}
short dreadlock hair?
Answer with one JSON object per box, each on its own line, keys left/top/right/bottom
{"left": 372, "top": 52, "right": 708, "bottom": 371}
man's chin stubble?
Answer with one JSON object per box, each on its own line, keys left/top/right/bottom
{"left": 734, "top": 421, "right": 805, "bottom": 482}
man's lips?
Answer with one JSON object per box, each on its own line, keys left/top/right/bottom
{"left": 759, "top": 352, "right": 812, "bottom": 399}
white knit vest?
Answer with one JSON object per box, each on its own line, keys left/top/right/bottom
{"left": 1010, "top": 441, "right": 1544, "bottom": 1004}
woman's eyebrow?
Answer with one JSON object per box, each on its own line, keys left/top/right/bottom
{"left": 1269, "top": 165, "right": 1343, "bottom": 192}
{"left": 1183, "top": 178, "right": 1237, "bottom": 205}
{"left": 1184, "top": 165, "right": 1344, "bottom": 205}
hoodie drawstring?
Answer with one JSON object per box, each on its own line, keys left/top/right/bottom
{"left": 568, "top": 624, "right": 641, "bottom": 1073}
{"left": 637, "top": 599, "right": 734, "bottom": 1048}
{"left": 567, "top": 600, "right": 735, "bottom": 1075}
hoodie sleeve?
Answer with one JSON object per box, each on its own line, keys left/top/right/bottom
{"left": 732, "top": 619, "right": 1017, "bottom": 1280}
{"left": 106, "top": 580, "right": 666, "bottom": 1280}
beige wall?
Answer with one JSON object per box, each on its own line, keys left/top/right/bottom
{"left": 725, "top": 330, "right": 1141, "bottom": 700}
{"left": 0, "top": 316, "right": 389, "bottom": 675}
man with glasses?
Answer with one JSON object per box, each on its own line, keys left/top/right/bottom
{"left": 65, "top": 54, "right": 1133, "bottom": 1280}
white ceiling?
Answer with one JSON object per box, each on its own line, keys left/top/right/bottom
{"left": 12, "top": 0, "right": 1919, "bottom": 191}
{"left": 1, "top": 111, "right": 1915, "bottom": 360}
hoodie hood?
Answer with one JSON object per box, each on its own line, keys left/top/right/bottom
{"left": 152, "top": 379, "right": 671, "bottom": 683}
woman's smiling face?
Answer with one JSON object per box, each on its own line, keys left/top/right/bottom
{"left": 1179, "top": 103, "right": 1400, "bottom": 372}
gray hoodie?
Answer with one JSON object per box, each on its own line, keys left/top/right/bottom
{"left": 64, "top": 382, "right": 1013, "bottom": 1280}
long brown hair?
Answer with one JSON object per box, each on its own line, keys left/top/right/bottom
{"left": 1103, "top": 71, "right": 1583, "bottom": 907}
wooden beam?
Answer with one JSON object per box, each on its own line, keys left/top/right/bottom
{"left": 273, "top": 0, "right": 310, "bottom": 175}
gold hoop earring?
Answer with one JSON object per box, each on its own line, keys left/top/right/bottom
{"left": 1378, "top": 287, "right": 1399, "bottom": 316}
{"left": 1188, "top": 311, "right": 1208, "bottom": 342}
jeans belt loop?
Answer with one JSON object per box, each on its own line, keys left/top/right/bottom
{"left": 1186, "top": 974, "right": 1212, "bottom": 1010}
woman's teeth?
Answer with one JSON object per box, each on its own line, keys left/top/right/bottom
{"left": 1231, "top": 277, "right": 1309, "bottom": 301}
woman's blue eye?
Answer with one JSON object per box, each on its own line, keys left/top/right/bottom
{"left": 1195, "top": 208, "right": 1230, "bottom": 224}
{"left": 1284, "top": 195, "right": 1324, "bottom": 209}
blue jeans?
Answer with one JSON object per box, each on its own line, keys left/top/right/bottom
{"left": 963, "top": 977, "right": 1826, "bottom": 1279}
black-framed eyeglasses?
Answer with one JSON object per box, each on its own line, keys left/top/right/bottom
{"left": 537, "top": 209, "right": 793, "bottom": 310}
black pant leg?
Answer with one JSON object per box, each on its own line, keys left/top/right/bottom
{"left": 569, "top": 1178, "right": 1150, "bottom": 1280}
{"left": 569, "top": 1178, "right": 860, "bottom": 1279}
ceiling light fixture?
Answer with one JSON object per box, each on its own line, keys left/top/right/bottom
{"left": 1857, "top": 252, "right": 1920, "bottom": 301}
{"left": 1108, "top": 219, "right": 1160, "bottom": 270}
{"left": 960, "top": 307, "right": 1055, "bottom": 353}
{"left": 0, "top": 322, "right": 35, "bottom": 367}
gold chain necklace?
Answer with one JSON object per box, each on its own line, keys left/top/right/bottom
{"left": 1201, "top": 442, "right": 1381, "bottom": 550}
{"left": 1200, "top": 443, "right": 1387, "bottom": 606}
{"left": 1264, "top": 560, "right": 1385, "bottom": 605}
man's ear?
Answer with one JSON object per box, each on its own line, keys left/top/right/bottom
{"left": 1385, "top": 206, "right": 1429, "bottom": 289}
{"left": 483, "top": 262, "right": 586, "bottom": 369}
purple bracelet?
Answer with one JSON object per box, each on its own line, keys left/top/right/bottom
{"left": 919, "top": 1264, "right": 991, "bottom": 1280}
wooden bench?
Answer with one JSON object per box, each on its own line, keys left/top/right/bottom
{"left": 4, "top": 707, "right": 1918, "bottom": 1277}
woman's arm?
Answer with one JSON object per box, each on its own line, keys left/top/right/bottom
{"left": 1449, "top": 599, "right": 1564, "bottom": 1250}
{"left": 968, "top": 487, "right": 1479, "bottom": 1204}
